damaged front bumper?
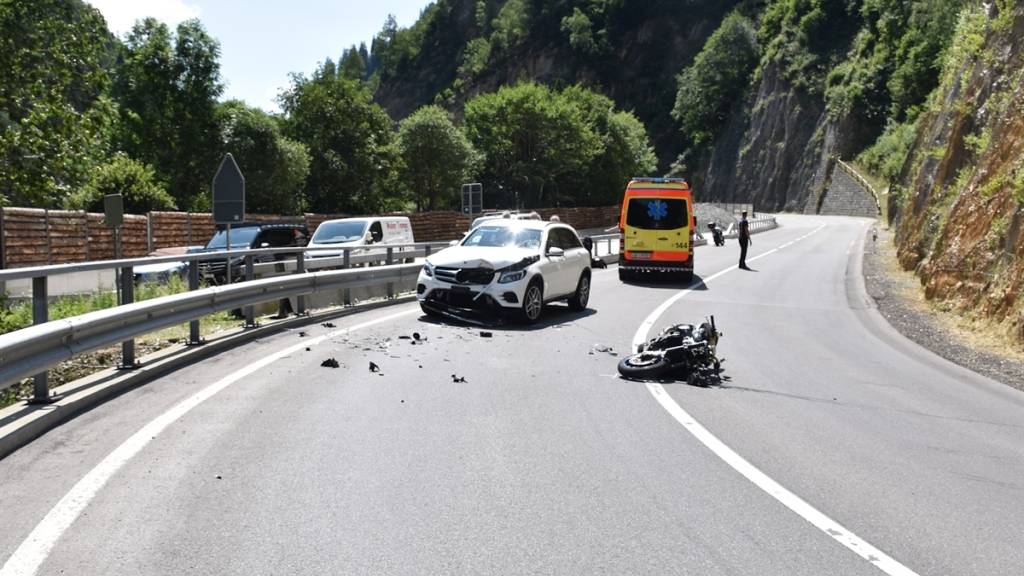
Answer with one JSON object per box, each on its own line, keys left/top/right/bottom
{"left": 417, "top": 267, "right": 530, "bottom": 324}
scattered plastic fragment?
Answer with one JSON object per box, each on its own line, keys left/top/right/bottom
{"left": 305, "top": 347, "right": 311, "bottom": 352}
{"left": 321, "top": 358, "right": 340, "bottom": 368}
{"left": 480, "top": 331, "right": 493, "bottom": 338}
{"left": 369, "top": 362, "right": 380, "bottom": 372}
{"left": 322, "top": 322, "right": 336, "bottom": 328}
{"left": 451, "top": 374, "right": 467, "bottom": 383}
{"left": 590, "top": 344, "right": 617, "bottom": 356}
{"left": 299, "top": 331, "right": 308, "bottom": 337}
{"left": 413, "top": 332, "right": 422, "bottom": 341}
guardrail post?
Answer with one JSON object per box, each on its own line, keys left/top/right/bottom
{"left": 119, "top": 266, "right": 136, "bottom": 370}
{"left": 296, "top": 252, "right": 307, "bottom": 316}
{"left": 425, "top": 245, "right": 432, "bottom": 258}
{"left": 28, "top": 276, "right": 53, "bottom": 404}
{"left": 243, "top": 255, "right": 256, "bottom": 328}
{"left": 343, "top": 249, "right": 351, "bottom": 306}
{"left": 386, "top": 247, "right": 394, "bottom": 299}
{"left": 187, "top": 260, "right": 203, "bottom": 345}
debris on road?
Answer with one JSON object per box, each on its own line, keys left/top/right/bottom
{"left": 321, "top": 358, "right": 340, "bottom": 368}
{"left": 413, "top": 332, "right": 422, "bottom": 341}
{"left": 215, "top": 475, "right": 222, "bottom": 480}
{"left": 322, "top": 322, "right": 336, "bottom": 328}
{"left": 398, "top": 335, "right": 411, "bottom": 340}
{"left": 299, "top": 331, "right": 308, "bottom": 337}
{"left": 480, "top": 331, "right": 493, "bottom": 338}
{"left": 369, "top": 362, "right": 380, "bottom": 372}
{"left": 305, "top": 347, "right": 311, "bottom": 352}
{"left": 451, "top": 374, "right": 467, "bottom": 383}
{"left": 590, "top": 344, "right": 617, "bottom": 356}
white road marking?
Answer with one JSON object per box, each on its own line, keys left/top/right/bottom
{"left": 0, "top": 308, "right": 420, "bottom": 576}
{"left": 632, "top": 223, "right": 921, "bottom": 576}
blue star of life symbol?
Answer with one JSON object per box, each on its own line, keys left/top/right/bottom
{"left": 647, "top": 200, "right": 668, "bottom": 221}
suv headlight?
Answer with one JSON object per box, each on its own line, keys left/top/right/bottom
{"left": 422, "top": 263, "right": 433, "bottom": 277}
{"left": 498, "top": 270, "right": 527, "bottom": 284}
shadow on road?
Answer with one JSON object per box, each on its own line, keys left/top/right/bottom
{"left": 620, "top": 273, "right": 710, "bottom": 291}
{"left": 417, "top": 305, "right": 597, "bottom": 332}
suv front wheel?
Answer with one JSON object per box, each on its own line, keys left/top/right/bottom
{"left": 520, "top": 280, "right": 544, "bottom": 324}
{"left": 568, "top": 272, "right": 590, "bottom": 311}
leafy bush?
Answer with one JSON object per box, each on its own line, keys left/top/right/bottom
{"left": 65, "top": 153, "right": 176, "bottom": 213}
{"left": 857, "top": 119, "right": 919, "bottom": 183}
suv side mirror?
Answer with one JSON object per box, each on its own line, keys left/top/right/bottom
{"left": 364, "top": 231, "right": 374, "bottom": 244}
{"left": 260, "top": 242, "right": 270, "bottom": 248}
{"left": 547, "top": 246, "right": 565, "bottom": 257}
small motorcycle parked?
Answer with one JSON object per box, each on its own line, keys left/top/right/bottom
{"left": 708, "top": 221, "right": 725, "bottom": 246}
{"left": 618, "top": 316, "right": 723, "bottom": 386}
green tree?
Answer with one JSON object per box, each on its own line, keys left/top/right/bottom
{"left": 340, "top": 45, "right": 367, "bottom": 80}
{"left": 217, "top": 101, "right": 310, "bottom": 215}
{"left": 114, "top": 18, "right": 223, "bottom": 210}
{"left": 672, "top": 12, "right": 759, "bottom": 150}
{"left": 280, "top": 63, "right": 400, "bottom": 213}
{"left": 0, "top": 0, "right": 118, "bottom": 207}
{"left": 559, "top": 85, "right": 656, "bottom": 205}
{"left": 464, "top": 82, "right": 600, "bottom": 207}
{"left": 397, "top": 106, "right": 479, "bottom": 211}
{"left": 65, "top": 152, "right": 176, "bottom": 213}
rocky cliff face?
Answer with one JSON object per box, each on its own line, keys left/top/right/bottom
{"left": 892, "top": 3, "right": 1024, "bottom": 341}
{"left": 701, "top": 63, "right": 831, "bottom": 212}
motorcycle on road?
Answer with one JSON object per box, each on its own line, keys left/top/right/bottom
{"left": 618, "top": 316, "right": 723, "bottom": 386}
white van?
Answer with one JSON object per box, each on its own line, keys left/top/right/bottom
{"left": 305, "top": 216, "right": 415, "bottom": 259}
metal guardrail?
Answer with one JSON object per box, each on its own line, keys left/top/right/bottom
{"left": 0, "top": 241, "right": 453, "bottom": 403}
{"left": 0, "top": 263, "right": 422, "bottom": 390}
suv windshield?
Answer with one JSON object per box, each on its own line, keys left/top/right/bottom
{"left": 206, "top": 227, "right": 260, "bottom": 250}
{"left": 626, "top": 198, "right": 688, "bottom": 230}
{"left": 312, "top": 220, "right": 368, "bottom": 244}
{"left": 463, "top": 226, "right": 542, "bottom": 249}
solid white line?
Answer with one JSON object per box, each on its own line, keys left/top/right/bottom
{"left": 0, "top": 307, "right": 420, "bottom": 576}
{"left": 632, "top": 222, "right": 920, "bottom": 576}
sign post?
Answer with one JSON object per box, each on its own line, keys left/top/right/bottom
{"left": 103, "top": 194, "right": 135, "bottom": 370}
{"left": 212, "top": 153, "right": 245, "bottom": 284}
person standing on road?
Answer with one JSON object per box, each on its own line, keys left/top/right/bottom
{"left": 738, "top": 210, "right": 752, "bottom": 269}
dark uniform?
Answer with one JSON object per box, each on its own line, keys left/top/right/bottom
{"left": 738, "top": 214, "right": 750, "bottom": 269}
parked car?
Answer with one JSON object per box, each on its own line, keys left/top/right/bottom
{"left": 199, "top": 222, "right": 309, "bottom": 284}
{"left": 417, "top": 219, "right": 591, "bottom": 323}
{"left": 305, "top": 216, "right": 415, "bottom": 261}
{"left": 133, "top": 246, "right": 204, "bottom": 284}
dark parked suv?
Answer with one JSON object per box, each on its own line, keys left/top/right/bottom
{"left": 200, "top": 222, "right": 309, "bottom": 284}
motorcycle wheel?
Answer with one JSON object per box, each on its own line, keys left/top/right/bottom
{"left": 618, "top": 353, "right": 673, "bottom": 380}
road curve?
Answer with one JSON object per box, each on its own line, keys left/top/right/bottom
{"left": 2, "top": 215, "right": 1023, "bottom": 576}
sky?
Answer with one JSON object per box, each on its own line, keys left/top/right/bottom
{"left": 87, "top": 0, "right": 431, "bottom": 111}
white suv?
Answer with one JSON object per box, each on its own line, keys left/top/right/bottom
{"left": 417, "top": 220, "right": 592, "bottom": 323}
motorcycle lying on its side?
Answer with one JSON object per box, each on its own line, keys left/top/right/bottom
{"left": 618, "top": 316, "right": 723, "bottom": 386}
{"left": 708, "top": 222, "right": 725, "bottom": 246}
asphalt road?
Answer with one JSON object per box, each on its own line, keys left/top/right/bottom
{"left": 2, "top": 215, "right": 1023, "bottom": 576}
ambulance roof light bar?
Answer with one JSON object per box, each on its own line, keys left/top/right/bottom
{"left": 629, "top": 177, "right": 688, "bottom": 185}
